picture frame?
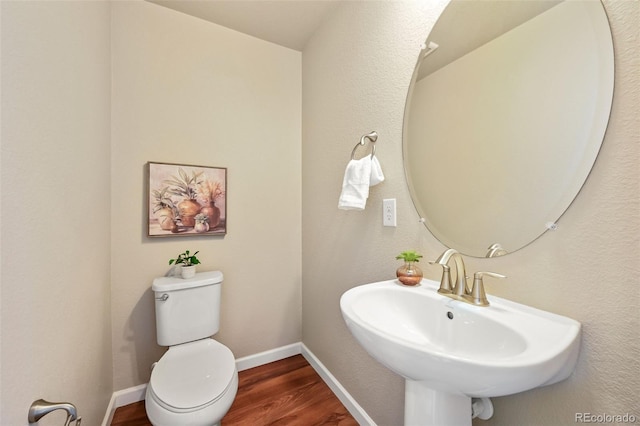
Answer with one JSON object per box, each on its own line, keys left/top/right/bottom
{"left": 147, "top": 161, "right": 227, "bottom": 237}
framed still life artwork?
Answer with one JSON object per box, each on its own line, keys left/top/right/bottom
{"left": 148, "top": 162, "right": 227, "bottom": 237}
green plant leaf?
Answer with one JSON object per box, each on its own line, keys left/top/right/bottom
{"left": 169, "top": 249, "right": 201, "bottom": 267}
{"left": 396, "top": 250, "right": 423, "bottom": 262}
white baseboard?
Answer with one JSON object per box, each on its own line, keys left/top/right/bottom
{"left": 235, "top": 342, "right": 302, "bottom": 371}
{"left": 301, "top": 343, "right": 376, "bottom": 426}
{"left": 102, "top": 341, "right": 373, "bottom": 426}
{"left": 101, "top": 383, "right": 147, "bottom": 426}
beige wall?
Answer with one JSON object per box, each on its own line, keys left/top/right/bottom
{"left": 302, "top": 1, "right": 639, "bottom": 425}
{"left": 302, "top": 2, "right": 449, "bottom": 424}
{"left": 1, "top": 1, "right": 113, "bottom": 425}
{"left": 110, "top": 1, "right": 302, "bottom": 390}
{"left": 1, "top": 0, "right": 302, "bottom": 421}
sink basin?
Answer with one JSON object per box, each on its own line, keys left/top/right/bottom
{"left": 340, "top": 279, "right": 581, "bottom": 425}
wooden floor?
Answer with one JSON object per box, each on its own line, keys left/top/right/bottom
{"left": 111, "top": 355, "right": 358, "bottom": 426}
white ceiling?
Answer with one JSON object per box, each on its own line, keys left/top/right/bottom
{"left": 147, "top": 0, "right": 563, "bottom": 71}
{"left": 147, "top": 0, "right": 343, "bottom": 51}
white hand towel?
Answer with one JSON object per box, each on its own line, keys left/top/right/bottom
{"left": 370, "top": 155, "right": 385, "bottom": 186}
{"left": 338, "top": 157, "right": 372, "bottom": 210}
{"left": 338, "top": 155, "right": 385, "bottom": 210}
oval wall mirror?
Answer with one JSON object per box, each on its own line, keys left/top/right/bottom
{"left": 403, "top": 0, "right": 614, "bottom": 258}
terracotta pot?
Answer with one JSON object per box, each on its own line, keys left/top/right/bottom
{"left": 178, "top": 199, "right": 201, "bottom": 227}
{"left": 200, "top": 202, "right": 221, "bottom": 228}
{"left": 396, "top": 262, "right": 423, "bottom": 286}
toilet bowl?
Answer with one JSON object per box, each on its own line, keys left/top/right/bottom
{"left": 145, "top": 339, "right": 238, "bottom": 426}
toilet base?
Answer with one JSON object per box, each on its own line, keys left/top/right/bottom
{"left": 145, "top": 369, "right": 238, "bottom": 426}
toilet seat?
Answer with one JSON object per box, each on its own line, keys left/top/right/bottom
{"left": 149, "top": 339, "right": 236, "bottom": 411}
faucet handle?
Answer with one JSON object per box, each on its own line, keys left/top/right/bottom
{"left": 466, "top": 271, "right": 506, "bottom": 306}
{"left": 429, "top": 261, "right": 453, "bottom": 294}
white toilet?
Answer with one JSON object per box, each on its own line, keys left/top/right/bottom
{"left": 145, "top": 271, "right": 238, "bottom": 426}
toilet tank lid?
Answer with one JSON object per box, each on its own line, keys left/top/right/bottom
{"left": 152, "top": 270, "right": 223, "bottom": 292}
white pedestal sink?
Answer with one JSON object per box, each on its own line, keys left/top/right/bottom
{"left": 340, "top": 279, "right": 581, "bottom": 426}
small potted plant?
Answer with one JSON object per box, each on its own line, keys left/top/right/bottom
{"left": 395, "top": 250, "right": 423, "bottom": 286}
{"left": 169, "top": 249, "right": 201, "bottom": 279}
{"left": 193, "top": 213, "right": 209, "bottom": 233}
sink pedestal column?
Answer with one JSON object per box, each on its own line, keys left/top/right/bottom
{"left": 405, "top": 380, "right": 471, "bottom": 426}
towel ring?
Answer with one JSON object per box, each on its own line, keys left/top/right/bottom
{"left": 351, "top": 131, "right": 378, "bottom": 160}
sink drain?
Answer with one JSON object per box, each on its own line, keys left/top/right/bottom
{"left": 446, "top": 311, "right": 454, "bottom": 320}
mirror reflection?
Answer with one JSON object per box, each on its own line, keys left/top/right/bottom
{"left": 403, "top": 0, "right": 614, "bottom": 257}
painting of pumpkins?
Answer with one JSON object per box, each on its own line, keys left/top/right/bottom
{"left": 148, "top": 162, "right": 226, "bottom": 237}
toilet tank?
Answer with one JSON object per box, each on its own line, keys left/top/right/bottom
{"left": 152, "top": 271, "right": 223, "bottom": 346}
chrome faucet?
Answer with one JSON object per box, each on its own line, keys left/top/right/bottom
{"left": 430, "top": 249, "right": 505, "bottom": 307}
